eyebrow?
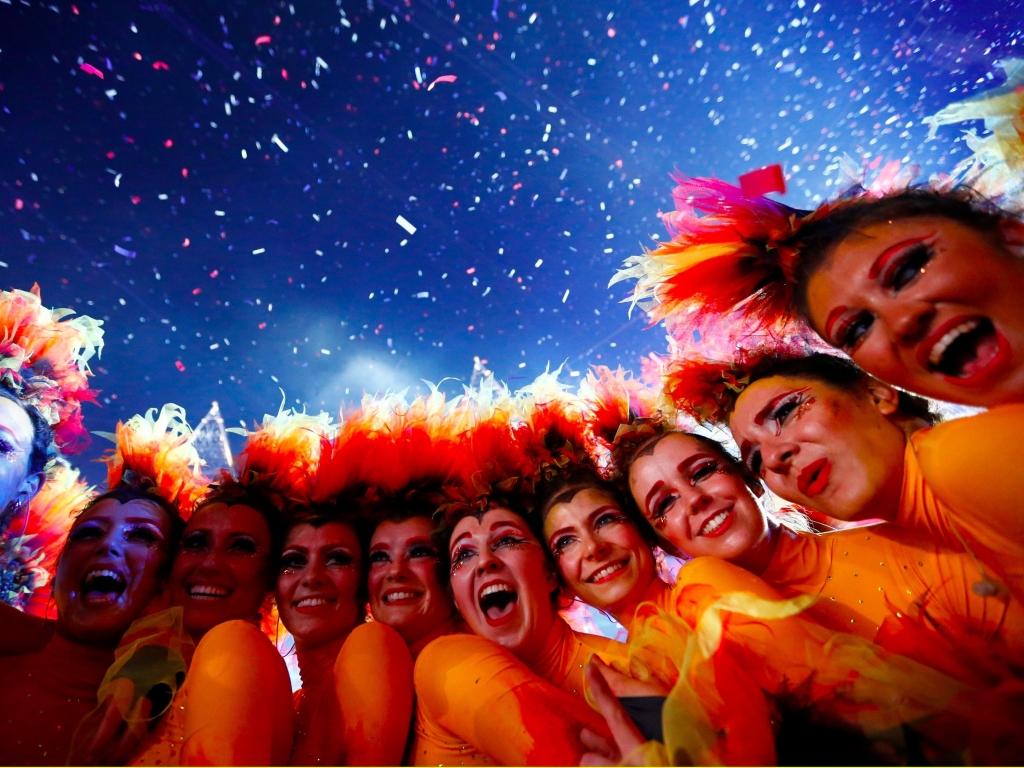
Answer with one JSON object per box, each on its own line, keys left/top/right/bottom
{"left": 644, "top": 480, "right": 665, "bottom": 513}
{"left": 824, "top": 305, "right": 848, "bottom": 341}
{"left": 867, "top": 235, "right": 931, "bottom": 279}
{"left": 753, "top": 388, "right": 807, "bottom": 425}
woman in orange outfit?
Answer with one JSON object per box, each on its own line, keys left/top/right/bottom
{"left": 366, "top": 506, "right": 463, "bottom": 659}
{"left": 277, "top": 511, "right": 414, "bottom": 766}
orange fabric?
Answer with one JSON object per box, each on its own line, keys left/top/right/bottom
{"left": 759, "top": 523, "right": 1024, "bottom": 683}
{"left": 128, "top": 620, "right": 294, "bottom": 766}
{"left": 0, "top": 633, "right": 113, "bottom": 765}
{"left": 407, "top": 614, "right": 467, "bottom": 661}
{"left": 903, "top": 405, "right": 1024, "bottom": 605}
{"left": 291, "top": 621, "right": 414, "bottom": 766}
{"left": 408, "top": 619, "right": 617, "bottom": 766}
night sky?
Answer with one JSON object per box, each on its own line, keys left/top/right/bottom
{"left": 0, "top": 0, "right": 1019, "bottom": 482}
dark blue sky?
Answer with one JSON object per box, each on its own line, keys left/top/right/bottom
{"left": 0, "top": 0, "right": 1018, "bottom": 481}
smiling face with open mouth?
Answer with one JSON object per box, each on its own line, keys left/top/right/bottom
{"left": 448, "top": 508, "right": 558, "bottom": 666}
{"left": 276, "top": 520, "right": 362, "bottom": 651}
{"left": 54, "top": 496, "right": 173, "bottom": 645}
{"left": 170, "top": 502, "right": 274, "bottom": 641}
{"left": 729, "top": 375, "right": 909, "bottom": 522}
{"left": 806, "top": 215, "right": 1024, "bottom": 408}
{"left": 368, "top": 516, "right": 454, "bottom": 648}
{"left": 628, "top": 433, "right": 771, "bottom": 567}
{"left": 542, "top": 487, "right": 655, "bottom": 621}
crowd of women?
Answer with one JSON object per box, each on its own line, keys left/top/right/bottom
{"left": 0, "top": 62, "right": 1022, "bottom": 767}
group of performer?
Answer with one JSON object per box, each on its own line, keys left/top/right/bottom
{"left": 0, "top": 63, "right": 1023, "bottom": 766}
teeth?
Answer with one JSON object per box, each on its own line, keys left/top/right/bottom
{"left": 480, "top": 583, "right": 512, "bottom": 598}
{"left": 590, "top": 561, "right": 626, "bottom": 582}
{"left": 384, "top": 591, "right": 418, "bottom": 603}
{"left": 700, "top": 511, "right": 729, "bottom": 536}
{"left": 295, "top": 597, "right": 331, "bottom": 608}
{"left": 85, "top": 569, "right": 122, "bottom": 586}
{"left": 189, "top": 584, "right": 229, "bottom": 599}
{"left": 929, "top": 319, "right": 980, "bottom": 367}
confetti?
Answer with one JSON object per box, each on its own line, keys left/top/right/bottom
{"left": 427, "top": 75, "right": 458, "bottom": 91}
{"left": 80, "top": 63, "right": 104, "bottom": 78}
{"left": 395, "top": 215, "right": 417, "bottom": 235}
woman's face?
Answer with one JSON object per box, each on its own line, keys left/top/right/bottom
{"left": 276, "top": 521, "right": 362, "bottom": 651}
{"left": 368, "top": 516, "right": 454, "bottom": 647}
{"left": 170, "top": 503, "right": 274, "bottom": 639}
{"left": 54, "top": 497, "right": 173, "bottom": 645}
{"left": 0, "top": 397, "right": 41, "bottom": 514}
{"left": 449, "top": 508, "right": 557, "bottom": 664}
{"left": 628, "top": 434, "right": 769, "bottom": 562}
{"left": 729, "top": 376, "right": 908, "bottom": 521}
{"left": 805, "top": 215, "right": 1024, "bottom": 408}
{"left": 542, "top": 488, "right": 655, "bottom": 619}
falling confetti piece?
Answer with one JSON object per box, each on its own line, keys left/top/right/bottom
{"left": 113, "top": 244, "right": 136, "bottom": 258}
{"left": 395, "top": 215, "right": 417, "bottom": 235}
{"left": 152, "top": 61, "right": 169, "bottom": 70}
{"left": 427, "top": 75, "right": 457, "bottom": 91}
{"left": 739, "top": 164, "right": 787, "bottom": 197}
{"left": 80, "top": 63, "right": 104, "bottom": 79}
{"left": 175, "top": 361, "right": 186, "bottom": 372}
{"left": 255, "top": 35, "right": 272, "bottom": 45}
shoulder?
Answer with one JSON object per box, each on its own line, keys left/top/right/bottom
{"left": 337, "top": 621, "right": 412, "bottom": 672}
{"left": 675, "top": 556, "right": 776, "bottom": 593}
{"left": 192, "top": 620, "right": 284, "bottom": 676}
{"left": 415, "top": 631, "right": 499, "bottom": 671}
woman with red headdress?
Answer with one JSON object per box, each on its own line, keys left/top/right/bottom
{"left": 0, "top": 284, "right": 103, "bottom": 619}
{"left": 0, "top": 404, "right": 196, "bottom": 766}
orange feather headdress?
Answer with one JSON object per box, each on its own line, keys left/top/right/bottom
{"left": 98, "top": 404, "right": 209, "bottom": 518}
{"left": 0, "top": 464, "right": 94, "bottom": 615}
{"left": 0, "top": 284, "right": 104, "bottom": 456}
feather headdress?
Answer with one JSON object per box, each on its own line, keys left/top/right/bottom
{"left": 0, "top": 284, "right": 104, "bottom": 456}
{"left": 0, "top": 464, "right": 94, "bottom": 615}
{"left": 98, "top": 404, "right": 209, "bottom": 517}
{"left": 229, "top": 401, "right": 335, "bottom": 512}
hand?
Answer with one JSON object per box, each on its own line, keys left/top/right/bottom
{"left": 579, "top": 657, "right": 649, "bottom": 766}
{"left": 69, "top": 681, "right": 153, "bottom": 766}
{"left": 591, "top": 655, "right": 672, "bottom": 698}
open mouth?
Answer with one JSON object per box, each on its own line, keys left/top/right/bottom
{"left": 82, "top": 569, "right": 127, "bottom": 604}
{"left": 478, "top": 582, "right": 518, "bottom": 623}
{"left": 922, "top": 316, "right": 1002, "bottom": 379}
{"left": 294, "top": 596, "right": 335, "bottom": 609}
{"left": 797, "top": 458, "right": 831, "bottom": 497}
{"left": 383, "top": 589, "right": 422, "bottom": 604}
{"left": 587, "top": 559, "right": 628, "bottom": 584}
{"left": 187, "top": 584, "right": 231, "bottom": 601}
{"left": 698, "top": 508, "right": 734, "bottom": 538}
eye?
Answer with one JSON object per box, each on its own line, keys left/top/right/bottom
{"left": 326, "top": 549, "right": 354, "bottom": 567}
{"left": 368, "top": 550, "right": 391, "bottom": 566}
{"left": 0, "top": 439, "right": 15, "bottom": 455}
{"left": 450, "top": 545, "right": 476, "bottom": 572}
{"left": 494, "top": 533, "right": 528, "bottom": 550}
{"left": 883, "top": 242, "right": 932, "bottom": 291}
{"left": 125, "top": 524, "right": 161, "bottom": 545}
{"left": 229, "top": 536, "right": 258, "bottom": 555}
{"left": 745, "top": 449, "right": 764, "bottom": 477}
{"left": 180, "top": 531, "right": 209, "bottom": 551}
{"left": 69, "top": 522, "right": 104, "bottom": 542}
{"left": 280, "top": 552, "right": 307, "bottom": 572}
{"left": 650, "top": 493, "right": 676, "bottom": 522}
{"left": 594, "top": 511, "right": 626, "bottom": 530}
{"left": 835, "top": 311, "right": 875, "bottom": 352}
{"left": 766, "top": 390, "right": 811, "bottom": 433}
{"left": 690, "top": 460, "right": 720, "bottom": 485}
{"left": 408, "top": 544, "right": 438, "bottom": 559}
{"left": 552, "top": 534, "right": 576, "bottom": 555}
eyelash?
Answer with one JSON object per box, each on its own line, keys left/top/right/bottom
{"left": 125, "top": 525, "right": 160, "bottom": 544}
{"left": 451, "top": 532, "right": 528, "bottom": 572}
{"left": 280, "top": 553, "right": 307, "bottom": 572}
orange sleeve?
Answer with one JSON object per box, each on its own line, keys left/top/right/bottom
{"left": 915, "top": 405, "right": 1024, "bottom": 545}
{"left": 179, "top": 620, "right": 294, "bottom": 766}
{"left": 333, "top": 621, "right": 414, "bottom": 766}
{"left": 414, "top": 633, "right": 608, "bottom": 766}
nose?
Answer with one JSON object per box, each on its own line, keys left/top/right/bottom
{"left": 582, "top": 532, "right": 608, "bottom": 559}
{"left": 687, "top": 489, "right": 714, "bottom": 517}
{"left": 880, "top": 298, "right": 935, "bottom": 347}
{"left": 96, "top": 530, "right": 123, "bottom": 558}
{"left": 761, "top": 438, "right": 798, "bottom": 476}
{"left": 384, "top": 557, "right": 407, "bottom": 582}
{"left": 302, "top": 559, "right": 328, "bottom": 587}
{"left": 475, "top": 546, "right": 501, "bottom": 575}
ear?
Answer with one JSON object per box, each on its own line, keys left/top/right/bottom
{"left": 545, "top": 564, "right": 560, "bottom": 595}
{"left": 865, "top": 379, "right": 901, "bottom": 417}
{"left": 998, "top": 218, "right": 1024, "bottom": 258}
{"left": 13, "top": 472, "right": 43, "bottom": 509}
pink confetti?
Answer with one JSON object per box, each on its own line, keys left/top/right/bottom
{"left": 152, "top": 61, "right": 169, "bottom": 70}
{"left": 80, "top": 63, "right": 104, "bottom": 79}
{"left": 255, "top": 35, "right": 272, "bottom": 46}
{"left": 427, "top": 75, "right": 457, "bottom": 91}
{"left": 175, "top": 361, "right": 186, "bottom": 372}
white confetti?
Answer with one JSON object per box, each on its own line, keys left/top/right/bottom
{"left": 396, "top": 215, "right": 417, "bottom": 234}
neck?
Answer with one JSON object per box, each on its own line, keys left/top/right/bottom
{"left": 615, "top": 575, "right": 667, "bottom": 631}
{"left": 295, "top": 635, "right": 347, "bottom": 688}
{"left": 515, "top": 606, "right": 559, "bottom": 671}
{"left": 55, "top": 624, "right": 121, "bottom": 652}
{"left": 731, "top": 519, "right": 781, "bottom": 576}
{"left": 43, "top": 632, "right": 117, "bottom": 695}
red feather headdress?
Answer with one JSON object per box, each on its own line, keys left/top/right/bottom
{"left": 98, "top": 404, "right": 210, "bottom": 518}
{"left": 0, "top": 464, "right": 94, "bottom": 615}
{"left": 0, "top": 284, "right": 104, "bottom": 456}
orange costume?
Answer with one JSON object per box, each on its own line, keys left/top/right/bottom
{"left": 0, "top": 633, "right": 114, "bottom": 764}
{"left": 291, "top": 621, "right": 414, "bottom": 766}
{"left": 899, "top": 405, "right": 1024, "bottom": 608}
{"left": 409, "top": 617, "right": 619, "bottom": 766}
{"left": 760, "top": 521, "right": 1024, "bottom": 685}
{"left": 128, "top": 620, "right": 294, "bottom": 766}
